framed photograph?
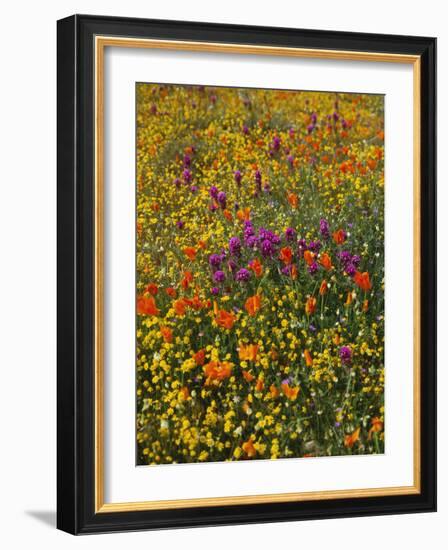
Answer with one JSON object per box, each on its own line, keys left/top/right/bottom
{"left": 57, "top": 14, "right": 436, "bottom": 534}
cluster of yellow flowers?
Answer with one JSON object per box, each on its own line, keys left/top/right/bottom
{"left": 136, "top": 84, "right": 385, "bottom": 465}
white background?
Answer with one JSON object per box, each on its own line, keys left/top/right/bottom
{"left": 105, "top": 48, "right": 414, "bottom": 503}
{"left": 0, "top": 1, "right": 444, "bottom": 548}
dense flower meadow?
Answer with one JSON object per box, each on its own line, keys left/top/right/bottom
{"left": 136, "top": 84, "right": 385, "bottom": 465}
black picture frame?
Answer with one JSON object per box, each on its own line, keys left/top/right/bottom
{"left": 57, "top": 14, "right": 436, "bottom": 535}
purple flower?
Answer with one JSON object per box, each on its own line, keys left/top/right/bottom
{"left": 289, "top": 127, "right": 295, "bottom": 138}
{"left": 345, "top": 263, "right": 356, "bottom": 277}
{"left": 208, "top": 254, "right": 222, "bottom": 269}
{"left": 236, "top": 268, "right": 251, "bottom": 283}
{"left": 183, "top": 169, "right": 192, "bottom": 183}
{"left": 263, "top": 183, "right": 271, "bottom": 194}
{"left": 308, "top": 262, "right": 319, "bottom": 275}
{"left": 307, "top": 124, "right": 315, "bottom": 134}
{"left": 339, "top": 346, "right": 352, "bottom": 365}
{"left": 339, "top": 251, "right": 352, "bottom": 266}
{"left": 298, "top": 238, "right": 307, "bottom": 258}
{"left": 319, "top": 218, "right": 330, "bottom": 239}
{"left": 308, "top": 240, "right": 322, "bottom": 253}
{"left": 190, "top": 185, "right": 198, "bottom": 193}
{"left": 183, "top": 154, "right": 191, "bottom": 168}
{"left": 272, "top": 135, "right": 281, "bottom": 151}
{"left": 352, "top": 255, "right": 361, "bottom": 267}
{"left": 285, "top": 227, "right": 296, "bottom": 242}
{"left": 281, "top": 264, "right": 294, "bottom": 277}
{"left": 213, "top": 270, "right": 225, "bottom": 283}
{"left": 254, "top": 170, "right": 262, "bottom": 191}
{"left": 211, "top": 287, "right": 220, "bottom": 295}
{"left": 217, "top": 191, "right": 227, "bottom": 209}
{"left": 234, "top": 170, "right": 242, "bottom": 185}
{"left": 227, "top": 259, "right": 238, "bottom": 273}
{"left": 209, "top": 186, "right": 219, "bottom": 199}
{"left": 261, "top": 239, "right": 274, "bottom": 257}
{"left": 246, "top": 235, "right": 258, "bottom": 248}
{"left": 287, "top": 155, "right": 294, "bottom": 167}
{"left": 229, "top": 237, "right": 241, "bottom": 256}
{"left": 174, "top": 177, "right": 181, "bottom": 188}
{"left": 242, "top": 125, "right": 249, "bottom": 135}
{"left": 176, "top": 220, "right": 184, "bottom": 229}
{"left": 311, "top": 112, "right": 317, "bottom": 124}
{"left": 209, "top": 202, "right": 218, "bottom": 212}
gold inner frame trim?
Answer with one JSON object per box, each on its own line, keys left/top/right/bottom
{"left": 94, "top": 35, "right": 421, "bottom": 513}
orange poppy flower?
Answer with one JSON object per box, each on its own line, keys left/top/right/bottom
{"left": 242, "top": 438, "right": 257, "bottom": 458}
{"left": 239, "top": 344, "right": 259, "bottom": 362}
{"left": 344, "top": 427, "right": 361, "bottom": 448}
{"left": 304, "top": 349, "right": 313, "bottom": 367}
{"left": 319, "top": 279, "right": 328, "bottom": 295}
{"left": 194, "top": 349, "right": 206, "bottom": 366}
{"left": 165, "top": 287, "right": 177, "bottom": 298}
{"left": 287, "top": 191, "right": 299, "bottom": 209}
{"left": 255, "top": 378, "right": 264, "bottom": 392}
{"left": 160, "top": 326, "right": 173, "bottom": 343}
{"left": 281, "top": 382, "right": 300, "bottom": 401}
{"left": 332, "top": 229, "right": 347, "bottom": 245}
{"left": 319, "top": 252, "right": 333, "bottom": 270}
{"left": 368, "top": 417, "right": 384, "bottom": 440}
{"left": 305, "top": 296, "right": 317, "bottom": 315}
{"left": 362, "top": 299, "right": 369, "bottom": 312}
{"left": 245, "top": 294, "right": 262, "bottom": 316}
{"left": 237, "top": 208, "right": 251, "bottom": 222}
{"left": 333, "top": 333, "right": 341, "bottom": 345}
{"left": 145, "top": 282, "right": 158, "bottom": 295}
{"left": 345, "top": 291, "right": 353, "bottom": 306}
{"left": 197, "top": 239, "right": 207, "bottom": 250}
{"left": 279, "top": 246, "right": 293, "bottom": 265}
{"left": 203, "top": 361, "right": 233, "bottom": 384}
{"left": 354, "top": 271, "right": 372, "bottom": 291}
{"left": 181, "top": 270, "right": 193, "bottom": 290}
{"left": 291, "top": 264, "right": 298, "bottom": 280}
{"left": 178, "top": 386, "right": 190, "bottom": 401}
{"left": 269, "top": 384, "right": 280, "bottom": 398}
{"left": 216, "top": 309, "right": 236, "bottom": 330}
{"left": 248, "top": 258, "right": 263, "bottom": 277}
{"left": 303, "top": 250, "right": 315, "bottom": 266}
{"left": 173, "top": 298, "right": 187, "bottom": 316}
{"left": 223, "top": 209, "right": 233, "bottom": 222}
{"left": 242, "top": 370, "right": 255, "bottom": 382}
{"left": 183, "top": 246, "right": 197, "bottom": 261}
{"left": 137, "top": 295, "right": 159, "bottom": 316}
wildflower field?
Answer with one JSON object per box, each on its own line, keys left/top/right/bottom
{"left": 136, "top": 83, "right": 385, "bottom": 465}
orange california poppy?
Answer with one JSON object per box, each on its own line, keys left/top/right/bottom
{"left": 319, "top": 252, "right": 333, "bottom": 270}
{"left": 165, "top": 287, "right": 177, "bottom": 298}
{"left": 223, "top": 209, "right": 233, "bottom": 222}
{"left": 291, "top": 264, "right": 298, "bottom": 280}
{"left": 368, "top": 417, "right": 384, "bottom": 440}
{"left": 362, "top": 299, "right": 369, "bottom": 312}
{"left": 183, "top": 246, "right": 197, "bottom": 261}
{"left": 248, "top": 258, "right": 263, "bottom": 277}
{"left": 145, "top": 282, "right": 158, "bottom": 295}
{"left": 216, "top": 309, "right": 236, "bottom": 330}
{"left": 269, "top": 384, "right": 280, "bottom": 398}
{"left": 319, "top": 279, "right": 328, "bottom": 295}
{"left": 245, "top": 294, "right": 262, "bottom": 316}
{"left": 303, "top": 250, "right": 315, "bottom": 266}
{"left": 333, "top": 333, "right": 341, "bottom": 345}
{"left": 194, "top": 349, "right": 206, "bottom": 366}
{"left": 332, "top": 229, "right": 347, "bottom": 245}
{"left": 178, "top": 386, "right": 190, "bottom": 401}
{"left": 305, "top": 296, "right": 317, "bottom": 315}
{"left": 255, "top": 378, "right": 264, "bottom": 392}
{"left": 203, "top": 361, "right": 233, "bottom": 384}
{"left": 279, "top": 246, "right": 293, "bottom": 265}
{"left": 160, "top": 326, "right": 173, "bottom": 343}
{"left": 304, "top": 349, "right": 313, "bottom": 367}
{"left": 345, "top": 291, "right": 353, "bottom": 306}
{"left": 281, "top": 382, "right": 300, "bottom": 401}
{"left": 239, "top": 344, "right": 259, "bottom": 362}
{"left": 287, "top": 191, "right": 299, "bottom": 209}
{"left": 173, "top": 298, "right": 187, "bottom": 316}
{"left": 181, "top": 270, "right": 194, "bottom": 290}
{"left": 237, "top": 208, "right": 251, "bottom": 222}
{"left": 344, "top": 427, "right": 361, "bottom": 448}
{"left": 242, "top": 438, "right": 257, "bottom": 458}
{"left": 242, "top": 370, "right": 255, "bottom": 382}
{"left": 354, "top": 271, "right": 372, "bottom": 291}
{"left": 137, "top": 295, "right": 159, "bottom": 316}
